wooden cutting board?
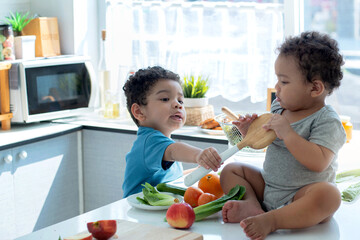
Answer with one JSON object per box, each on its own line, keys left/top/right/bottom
{"left": 115, "top": 219, "right": 203, "bottom": 240}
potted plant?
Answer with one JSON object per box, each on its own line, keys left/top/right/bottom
{"left": 4, "top": 11, "right": 33, "bottom": 36}
{"left": 182, "top": 74, "right": 210, "bottom": 107}
{"left": 4, "top": 11, "right": 36, "bottom": 59}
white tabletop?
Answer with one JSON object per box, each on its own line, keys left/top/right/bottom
{"left": 16, "top": 131, "right": 360, "bottom": 240}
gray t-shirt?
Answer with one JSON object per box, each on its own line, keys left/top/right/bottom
{"left": 262, "top": 101, "right": 346, "bottom": 210}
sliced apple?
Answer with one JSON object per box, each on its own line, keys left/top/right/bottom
{"left": 63, "top": 232, "right": 92, "bottom": 240}
{"left": 87, "top": 220, "right": 117, "bottom": 240}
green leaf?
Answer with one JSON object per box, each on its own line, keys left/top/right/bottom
{"left": 140, "top": 182, "right": 177, "bottom": 206}
{"left": 193, "top": 184, "right": 246, "bottom": 221}
{"left": 136, "top": 197, "right": 150, "bottom": 205}
{"left": 336, "top": 169, "right": 360, "bottom": 183}
{"left": 182, "top": 74, "right": 209, "bottom": 98}
{"left": 4, "top": 11, "right": 33, "bottom": 32}
{"left": 341, "top": 181, "right": 360, "bottom": 202}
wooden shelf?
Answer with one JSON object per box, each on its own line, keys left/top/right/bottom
{"left": 0, "top": 62, "right": 13, "bottom": 130}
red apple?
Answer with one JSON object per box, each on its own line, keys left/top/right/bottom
{"left": 64, "top": 232, "right": 92, "bottom": 240}
{"left": 166, "top": 203, "right": 195, "bottom": 229}
{"left": 87, "top": 220, "right": 117, "bottom": 240}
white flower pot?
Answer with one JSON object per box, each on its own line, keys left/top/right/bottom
{"left": 184, "top": 98, "right": 209, "bottom": 108}
{"left": 14, "top": 35, "right": 36, "bottom": 60}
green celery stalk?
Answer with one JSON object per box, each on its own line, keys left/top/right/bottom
{"left": 193, "top": 184, "right": 246, "bottom": 221}
{"left": 141, "top": 182, "right": 177, "bottom": 206}
{"left": 336, "top": 169, "right": 360, "bottom": 183}
{"left": 136, "top": 197, "right": 149, "bottom": 205}
{"left": 341, "top": 181, "right": 360, "bottom": 202}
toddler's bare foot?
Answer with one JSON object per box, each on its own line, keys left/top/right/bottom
{"left": 240, "top": 212, "right": 276, "bottom": 240}
{"left": 222, "top": 200, "right": 264, "bottom": 223}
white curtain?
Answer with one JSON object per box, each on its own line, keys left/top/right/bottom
{"left": 106, "top": 0, "right": 284, "bottom": 103}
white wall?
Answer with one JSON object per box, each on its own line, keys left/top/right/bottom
{"left": 0, "top": 0, "right": 99, "bottom": 70}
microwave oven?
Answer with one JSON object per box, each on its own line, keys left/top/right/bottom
{"left": 7, "top": 56, "right": 97, "bottom": 123}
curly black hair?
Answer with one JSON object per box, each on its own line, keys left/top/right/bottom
{"left": 277, "top": 31, "right": 344, "bottom": 94}
{"left": 123, "top": 66, "right": 181, "bottom": 126}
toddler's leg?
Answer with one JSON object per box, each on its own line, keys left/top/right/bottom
{"left": 220, "top": 162, "right": 265, "bottom": 223}
{"left": 240, "top": 182, "right": 341, "bottom": 240}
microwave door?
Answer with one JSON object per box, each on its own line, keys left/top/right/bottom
{"left": 23, "top": 62, "right": 93, "bottom": 122}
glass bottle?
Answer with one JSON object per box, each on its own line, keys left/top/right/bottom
{"left": 98, "top": 29, "right": 111, "bottom": 117}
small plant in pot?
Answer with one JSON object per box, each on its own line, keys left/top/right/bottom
{"left": 4, "top": 11, "right": 33, "bottom": 36}
{"left": 182, "top": 74, "right": 210, "bottom": 107}
{"left": 4, "top": 11, "right": 36, "bottom": 60}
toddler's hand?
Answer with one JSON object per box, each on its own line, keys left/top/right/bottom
{"left": 232, "top": 113, "right": 258, "bottom": 136}
{"left": 263, "top": 114, "right": 292, "bottom": 139}
{"left": 196, "top": 147, "right": 222, "bottom": 172}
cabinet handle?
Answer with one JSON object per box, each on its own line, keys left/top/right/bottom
{"left": 18, "top": 150, "right": 28, "bottom": 160}
{"left": 3, "top": 154, "right": 13, "bottom": 163}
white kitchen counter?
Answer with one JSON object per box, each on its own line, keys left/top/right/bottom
{"left": 0, "top": 115, "right": 227, "bottom": 150}
{"left": 16, "top": 131, "right": 360, "bottom": 240}
{"left": 0, "top": 122, "right": 81, "bottom": 150}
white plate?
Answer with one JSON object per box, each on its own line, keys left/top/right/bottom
{"left": 127, "top": 192, "right": 184, "bottom": 210}
{"left": 199, "top": 127, "right": 225, "bottom": 135}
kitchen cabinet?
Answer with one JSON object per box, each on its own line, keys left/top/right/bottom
{"left": 0, "top": 131, "right": 80, "bottom": 239}
{"left": 82, "top": 129, "right": 137, "bottom": 212}
{"left": 0, "top": 149, "right": 16, "bottom": 239}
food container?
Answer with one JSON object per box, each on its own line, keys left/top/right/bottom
{"left": 0, "top": 24, "right": 15, "bottom": 61}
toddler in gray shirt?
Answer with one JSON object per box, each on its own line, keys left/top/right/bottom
{"left": 220, "top": 31, "right": 346, "bottom": 240}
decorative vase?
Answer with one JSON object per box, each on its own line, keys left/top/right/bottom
{"left": 183, "top": 98, "right": 209, "bottom": 108}
{"left": 14, "top": 35, "right": 36, "bottom": 60}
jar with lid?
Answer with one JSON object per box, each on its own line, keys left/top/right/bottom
{"left": 0, "top": 24, "right": 15, "bottom": 61}
{"left": 340, "top": 115, "right": 353, "bottom": 143}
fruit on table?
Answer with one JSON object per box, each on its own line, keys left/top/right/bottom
{"left": 63, "top": 232, "right": 92, "bottom": 240}
{"left": 198, "top": 173, "right": 224, "bottom": 198}
{"left": 184, "top": 186, "right": 204, "bottom": 207}
{"left": 193, "top": 184, "right": 246, "bottom": 221}
{"left": 87, "top": 220, "right": 117, "bottom": 240}
{"left": 197, "top": 192, "right": 217, "bottom": 206}
{"left": 166, "top": 202, "right": 195, "bottom": 229}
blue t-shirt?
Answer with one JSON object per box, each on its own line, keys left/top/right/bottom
{"left": 122, "top": 126, "right": 183, "bottom": 198}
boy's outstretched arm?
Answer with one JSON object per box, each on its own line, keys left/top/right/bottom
{"left": 164, "top": 142, "right": 222, "bottom": 172}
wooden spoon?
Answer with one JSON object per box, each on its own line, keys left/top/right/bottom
{"left": 184, "top": 113, "right": 277, "bottom": 187}
{"left": 221, "top": 106, "right": 239, "bottom": 121}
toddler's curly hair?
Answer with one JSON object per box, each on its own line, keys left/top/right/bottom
{"left": 277, "top": 31, "right": 344, "bottom": 94}
{"left": 123, "top": 66, "right": 180, "bottom": 126}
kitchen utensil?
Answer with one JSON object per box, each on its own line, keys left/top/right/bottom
{"left": 184, "top": 113, "right": 276, "bottom": 187}
{"left": 221, "top": 106, "right": 239, "bottom": 121}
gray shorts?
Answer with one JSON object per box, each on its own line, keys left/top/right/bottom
{"left": 262, "top": 183, "right": 298, "bottom": 211}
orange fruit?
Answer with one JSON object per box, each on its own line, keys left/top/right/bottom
{"left": 198, "top": 173, "right": 224, "bottom": 199}
{"left": 184, "top": 186, "right": 204, "bottom": 208}
{"left": 197, "top": 193, "right": 217, "bottom": 206}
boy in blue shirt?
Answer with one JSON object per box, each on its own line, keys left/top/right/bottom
{"left": 122, "top": 66, "right": 222, "bottom": 198}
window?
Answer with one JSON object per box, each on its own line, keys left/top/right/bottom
{"left": 103, "top": 0, "right": 359, "bottom": 128}
{"left": 302, "top": 0, "right": 360, "bottom": 128}
{"left": 106, "top": 0, "right": 283, "bottom": 104}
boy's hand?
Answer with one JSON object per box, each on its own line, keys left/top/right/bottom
{"left": 263, "top": 114, "right": 292, "bottom": 140}
{"left": 232, "top": 113, "right": 258, "bottom": 136}
{"left": 196, "top": 147, "right": 222, "bottom": 171}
